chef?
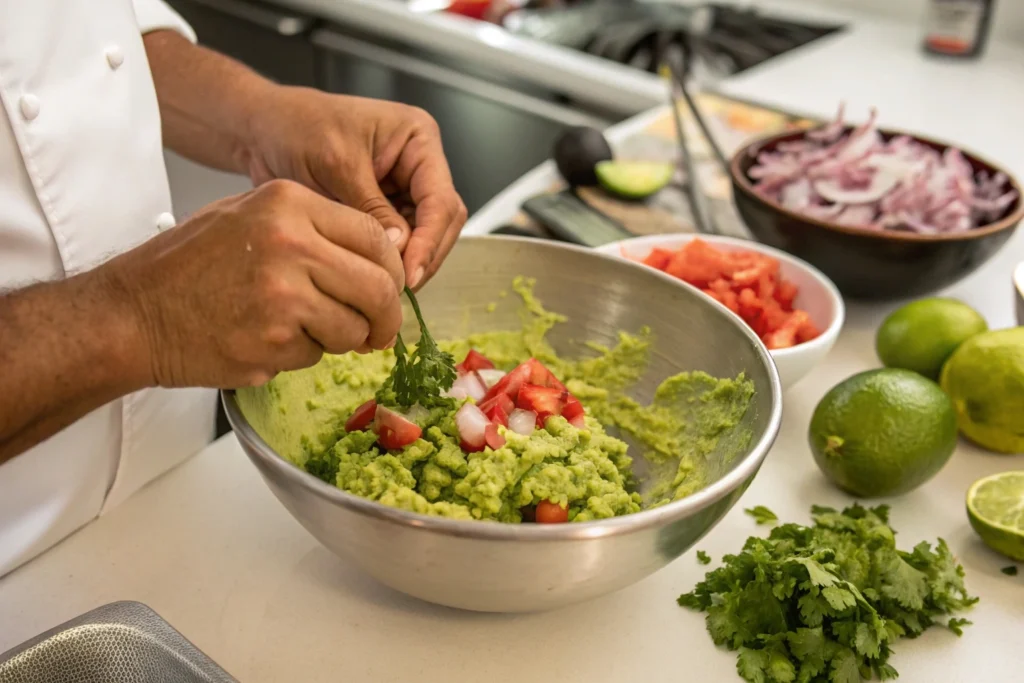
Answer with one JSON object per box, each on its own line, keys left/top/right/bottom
{"left": 0, "top": 0, "right": 466, "bottom": 576}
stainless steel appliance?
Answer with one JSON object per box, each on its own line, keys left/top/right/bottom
{"left": 167, "top": 0, "right": 619, "bottom": 215}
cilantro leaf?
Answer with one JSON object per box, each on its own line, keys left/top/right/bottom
{"left": 829, "top": 647, "right": 861, "bottom": 683}
{"left": 679, "top": 504, "right": 977, "bottom": 683}
{"left": 1001, "top": 565, "right": 1018, "bottom": 576}
{"left": 697, "top": 550, "right": 712, "bottom": 565}
{"left": 746, "top": 505, "right": 779, "bottom": 525}
{"left": 375, "top": 288, "right": 456, "bottom": 409}
{"left": 947, "top": 618, "right": 972, "bottom": 636}
{"left": 737, "top": 648, "right": 769, "bottom": 683}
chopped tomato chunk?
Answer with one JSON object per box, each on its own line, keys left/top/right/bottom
{"left": 479, "top": 393, "right": 514, "bottom": 426}
{"left": 632, "top": 238, "right": 822, "bottom": 350}
{"left": 562, "top": 396, "right": 585, "bottom": 424}
{"left": 373, "top": 406, "right": 422, "bottom": 450}
{"left": 456, "top": 349, "right": 495, "bottom": 374}
{"left": 344, "top": 399, "right": 377, "bottom": 432}
{"left": 524, "top": 358, "right": 567, "bottom": 391}
{"left": 481, "top": 362, "right": 531, "bottom": 403}
{"left": 535, "top": 500, "right": 569, "bottom": 524}
{"left": 516, "top": 384, "right": 568, "bottom": 426}
{"left": 484, "top": 423, "right": 506, "bottom": 450}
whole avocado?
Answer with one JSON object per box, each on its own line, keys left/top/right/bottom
{"left": 553, "top": 126, "right": 613, "bottom": 187}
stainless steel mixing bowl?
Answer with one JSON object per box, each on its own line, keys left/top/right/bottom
{"left": 224, "top": 236, "right": 783, "bottom": 613}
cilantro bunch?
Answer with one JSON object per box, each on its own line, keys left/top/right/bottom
{"left": 679, "top": 504, "right": 977, "bottom": 683}
{"left": 375, "top": 287, "right": 457, "bottom": 409}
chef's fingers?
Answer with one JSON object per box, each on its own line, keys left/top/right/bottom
{"left": 319, "top": 156, "right": 412, "bottom": 252}
{"left": 385, "top": 125, "right": 464, "bottom": 289}
{"left": 404, "top": 192, "right": 467, "bottom": 290}
{"left": 301, "top": 194, "right": 405, "bottom": 294}
{"left": 308, "top": 247, "right": 403, "bottom": 351}
{"left": 299, "top": 289, "right": 373, "bottom": 356}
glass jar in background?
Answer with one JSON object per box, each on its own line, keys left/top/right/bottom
{"left": 923, "top": 0, "right": 996, "bottom": 59}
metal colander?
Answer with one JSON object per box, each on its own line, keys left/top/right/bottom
{"left": 0, "top": 602, "right": 236, "bottom": 683}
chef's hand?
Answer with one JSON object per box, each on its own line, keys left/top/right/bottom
{"left": 241, "top": 87, "right": 467, "bottom": 291}
{"left": 102, "top": 180, "right": 405, "bottom": 388}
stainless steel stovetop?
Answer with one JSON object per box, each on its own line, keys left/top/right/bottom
{"left": 503, "top": 1, "right": 845, "bottom": 80}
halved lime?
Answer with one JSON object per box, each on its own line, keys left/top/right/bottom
{"left": 967, "top": 471, "right": 1024, "bottom": 562}
{"left": 595, "top": 160, "right": 674, "bottom": 200}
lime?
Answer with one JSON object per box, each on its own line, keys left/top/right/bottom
{"left": 940, "top": 327, "right": 1024, "bottom": 454}
{"left": 875, "top": 298, "right": 987, "bottom": 380}
{"left": 808, "top": 368, "right": 958, "bottom": 497}
{"left": 967, "top": 471, "right": 1024, "bottom": 561}
{"left": 595, "top": 160, "right": 674, "bottom": 200}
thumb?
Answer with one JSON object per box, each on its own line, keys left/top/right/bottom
{"left": 327, "top": 163, "right": 411, "bottom": 250}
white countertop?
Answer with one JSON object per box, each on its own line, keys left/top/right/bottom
{"left": 3, "top": 10, "right": 1024, "bottom": 683}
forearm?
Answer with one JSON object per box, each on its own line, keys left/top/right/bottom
{"left": 0, "top": 270, "right": 153, "bottom": 464}
{"left": 143, "top": 30, "right": 274, "bottom": 174}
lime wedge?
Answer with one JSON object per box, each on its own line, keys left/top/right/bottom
{"left": 595, "top": 160, "right": 674, "bottom": 200}
{"left": 967, "top": 471, "right": 1024, "bottom": 561}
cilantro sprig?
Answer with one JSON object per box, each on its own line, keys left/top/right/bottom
{"left": 745, "top": 505, "right": 779, "bottom": 525}
{"left": 375, "top": 287, "right": 457, "bottom": 409}
{"left": 680, "top": 504, "right": 977, "bottom": 683}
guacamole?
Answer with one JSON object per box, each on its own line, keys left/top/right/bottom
{"left": 236, "top": 278, "right": 754, "bottom": 523}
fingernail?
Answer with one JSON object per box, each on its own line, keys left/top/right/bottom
{"left": 386, "top": 335, "right": 397, "bottom": 349}
{"left": 409, "top": 266, "right": 425, "bottom": 289}
{"left": 386, "top": 227, "right": 403, "bottom": 243}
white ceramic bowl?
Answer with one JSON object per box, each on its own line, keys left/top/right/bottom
{"left": 597, "top": 234, "right": 845, "bottom": 391}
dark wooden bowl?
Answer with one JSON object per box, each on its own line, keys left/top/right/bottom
{"left": 729, "top": 128, "right": 1024, "bottom": 301}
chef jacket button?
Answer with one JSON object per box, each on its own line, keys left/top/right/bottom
{"left": 19, "top": 94, "right": 40, "bottom": 121}
{"left": 156, "top": 212, "right": 176, "bottom": 231}
{"left": 105, "top": 45, "right": 125, "bottom": 70}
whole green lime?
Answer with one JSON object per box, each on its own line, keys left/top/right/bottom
{"left": 940, "top": 327, "right": 1024, "bottom": 454}
{"left": 808, "top": 368, "right": 959, "bottom": 497}
{"left": 875, "top": 298, "right": 987, "bottom": 380}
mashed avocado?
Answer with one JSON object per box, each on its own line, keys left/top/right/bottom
{"left": 236, "top": 278, "right": 754, "bottom": 523}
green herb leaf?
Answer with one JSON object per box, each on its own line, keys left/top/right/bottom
{"left": 745, "top": 505, "right": 779, "bottom": 525}
{"left": 697, "top": 550, "right": 712, "bottom": 565}
{"left": 947, "top": 618, "right": 972, "bottom": 636}
{"left": 678, "top": 504, "right": 977, "bottom": 683}
{"left": 375, "top": 287, "right": 457, "bottom": 409}
{"left": 1001, "top": 565, "right": 1019, "bottom": 576}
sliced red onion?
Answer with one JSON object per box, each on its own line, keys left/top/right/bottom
{"left": 455, "top": 403, "right": 489, "bottom": 449}
{"left": 814, "top": 170, "right": 899, "bottom": 205}
{"left": 749, "top": 103, "right": 1018, "bottom": 234}
{"left": 475, "top": 368, "right": 506, "bottom": 388}
{"left": 508, "top": 409, "right": 537, "bottom": 436}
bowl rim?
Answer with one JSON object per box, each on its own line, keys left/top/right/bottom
{"left": 224, "top": 235, "right": 784, "bottom": 542}
{"left": 729, "top": 125, "right": 1024, "bottom": 243}
{"left": 595, "top": 233, "right": 846, "bottom": 360}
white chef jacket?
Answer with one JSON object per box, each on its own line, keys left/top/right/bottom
{"left": 0, "top": 0, "right": 217, "bottom": 577}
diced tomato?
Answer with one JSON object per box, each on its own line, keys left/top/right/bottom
{"left": 517, "top": 384, "right": 568, "bottom": 426}
{"left": 481, "top": 362, "right": 532, "bottom": 403}
{"left": 484, "top": 423, "right": 506, "bottom": 450}
{"left": 535, "top": 500, "right": 569, "bottom": 524}
{"left": 642, "top": 247, "right": 674, "bottom": 271}
{"left": 373, "top": 406, "right": 422, "bottom": 450}
{"left": 776, "top": 280, "right": 798, "bottom": 311}
{"left": 479, "top": 393, "right": 514, "bottom": 426}
{"left": 634, "top": 238, "right": 823, "bottom": 350}
{"left": 456, "top": 349, "right": 495, "bottom": 374}
{"left": 524, "top": 358, "right": 567, "bottom": 391}
{"left": 562, "top": 396, "right": 585, "bottom": 423}
{"left": 344, "top": 399, "right": 377, "bottom": 432}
